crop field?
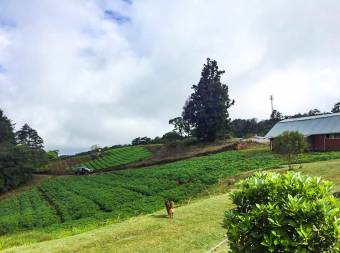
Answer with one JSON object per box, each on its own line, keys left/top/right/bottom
{"left": 77, "top": 146, "right": 152, "bottom": 171}
{"left": 1, "top": 148, "right": 340, "bottom": 237}
{"left": 41, "top": 154, "right": 91, "bottom": 174}
{"left": 41, "top": 146, "right": 152, "bottom": 174}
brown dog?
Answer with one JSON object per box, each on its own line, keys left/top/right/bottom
{"left": 165, "top": 199, "right": 174, "bottom": 218}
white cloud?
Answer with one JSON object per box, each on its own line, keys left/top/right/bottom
{"left": 0, "top": 0, "right": 340, "bottom": 154}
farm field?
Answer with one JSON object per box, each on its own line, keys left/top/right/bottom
{"left": 3, "top": 193, "right": 232, "bottom": 253}
{"left": 3, "top": 158, "right": 340, "bottom": 253}
{"left": 42, "top": 154, "right": 91, "bottom": 174}
{"left": 79, "top": 146, "right": 152, "bottom": 171}
{"left": 42, "top": 146, "right": 152, "bottom": 174}
{"left": 1, "top": 148, "right": 340, "bottom": 250}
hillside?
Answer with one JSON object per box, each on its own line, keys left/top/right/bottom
{"left": 42, "top": 146, "right": 153, "bottom": 174}
{"left": 1, "top": 148, "right": 283, "bottom": 236}
{"left": 41, "top": 140, "right": 248, "bottom": 175}
{"left": 3, "top": 158, "right": 340, "bottom": 253}
{"left": 0, "top": 148, "right": 340, "bottom": 250}
{"left": 3, "top": 193, "right": 231, "bottom": 253}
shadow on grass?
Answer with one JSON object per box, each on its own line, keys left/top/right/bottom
{"left": 151, "top": 214, "right": 169, "bottom": 219}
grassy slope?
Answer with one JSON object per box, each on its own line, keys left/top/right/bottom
{"left": 4, "top": 158, "right": 340, "bottom": 253}
{"left": 296, "top": 159, "right": 340, "bottom": 191}
{"left": 3, "top": 194, "right": 232, "bottom": 253}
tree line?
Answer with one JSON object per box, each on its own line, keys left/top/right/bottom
{"left": 132, "top": 58, "right": 340, "bottom": 145}
{"left": 231, "top": 104, "right": 340, "bottom": 138}
{"left": 0, "top": 110, "right": 47, "bottom": 192}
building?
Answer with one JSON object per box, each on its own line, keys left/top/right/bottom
{"left": 265, "top": 113, "right": 340, "bottom": 151}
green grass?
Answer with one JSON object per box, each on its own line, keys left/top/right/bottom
{"left": 1, "top": 149, "right": 340, "bottom": 250}
{"left": 2, "top": 193, "right": 232, "bottom": 253}
{"left": 78, "top": 146, "right": 152, "bottom": 171}
{"left": 3, "top": 158, "right": 340, "bottom": 253}
{"left": 293, "top": 159, "right": 340, "bottom": 191}
{"left": 0, "top": 156, "right": 340, "bottom": 252}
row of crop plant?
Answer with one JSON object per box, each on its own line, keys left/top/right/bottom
{"left": 1, "top": 149, "right": 340, "bottom": 234}
{"left": 78, "top": 146, "right": 152, "bottom": 171}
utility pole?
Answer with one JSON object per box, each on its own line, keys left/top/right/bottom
{"left": 270, "top": 95, "right": 274, "bottom": 113}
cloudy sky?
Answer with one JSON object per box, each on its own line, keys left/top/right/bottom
{"left": 1, "top": 0, "right": 340, "bottom": 154}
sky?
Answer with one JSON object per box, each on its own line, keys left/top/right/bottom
{"left": 1, "top": 0, "right": 340, "bottom": 154}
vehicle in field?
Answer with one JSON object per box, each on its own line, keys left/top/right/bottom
{"left": 74, "top": 166, "right": 93, "bottom": 175}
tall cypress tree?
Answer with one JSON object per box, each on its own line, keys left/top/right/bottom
{"left": 182, "top": 58, "right": 234, "bottom": 141}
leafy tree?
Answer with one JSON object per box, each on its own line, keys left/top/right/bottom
{"left": 182, "top": 58, "right": 234, "bottom": 141}
{"left": 16, "top": 123, "right": 44, "bottom": 149}
{"left": 16, "top": 124, "right": 46, "bottom": 168}
{"left": 0, "top": 109, "right": 15, "bottom": 145}
{"left": 331, "top": 102, "right": 340, "bottom": 113}
{"left": 169, "top": 117, "right": 190, "bottom": 137}
{"left": 272, "top": 131, "right": 307, "bottom": 169}
{"left": 0, "top": 110, "right": 35, "bottom": 192}
{"left": 90, "top": 144, "right": 103, "bottom": 159}
{"left": 151, "top": 136, "right": 161, "bottom": 144}
{"left": 0, "top": 145, "right": 34, "bottom": 192}
{"left": 256, "top": 119, "right": 276, "bottom": 136}
{"left": 270, "top": 110, "right": 283, "bottom": 123}
{"left": 90, "top": 144, "right": 101, "bottom": 151}
{"left": 131, "top": 136, "right": 152, "bottom": 146}
{"left": 224, "top": 172, "right": 339, "bottom": 252}
{"left": 161, "top": 131, "right": 182, "bottom": 143}
{"left": 288, "top": 109, "right": 327, "bottom": 119}
{"left": 307, "top": 108, "right": 321, "bottom": 115}
{"left": 231, "top": 118, "right": 258, "bottom": 138}
{"left": 46, "top": 150, "right": 59, "bottom": 160}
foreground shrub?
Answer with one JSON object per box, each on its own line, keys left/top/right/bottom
{"left": 224, "top": 172, "right": 340, "bottom": 252}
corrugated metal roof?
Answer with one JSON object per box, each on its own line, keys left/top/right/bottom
{"left": 265, "top": 113, "right": 340, "bottom": 138}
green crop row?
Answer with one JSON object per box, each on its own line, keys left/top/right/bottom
{"left": 77, "top": 146, "right": 152, "bottom": 171}
{"left": 1, "top": 148, "right": 340, "bottom": 234}
{"left": 0, "top": 189, "right": 59, "bottom": 234}
{"left": 38, "top": 181, "right": 99, "bottom": 221}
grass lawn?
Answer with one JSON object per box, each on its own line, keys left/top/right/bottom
{"left": 295, "top": 159, "right": 340, "bottom": 191}
{"left": 3, "top": 193, "right": 232, "bottom": 253}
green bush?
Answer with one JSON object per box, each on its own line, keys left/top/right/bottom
{"left": 272, "top": 131, "right": 307, "bottom": 169}
{"left": 224, "top": 172, "right": 340, "bottom": 252}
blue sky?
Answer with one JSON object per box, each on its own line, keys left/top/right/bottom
{"left": 0, "top": 0, "right": 340, "bottom": 154}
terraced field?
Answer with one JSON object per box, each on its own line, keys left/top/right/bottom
{"left": 77, "top": 146, "right": 152, "bottom": 171}
{"left": 43, "top": 146, "right": 153, "bottom": 174}
{"left": 1, "top": 149, "right": 340, "bottom": 238}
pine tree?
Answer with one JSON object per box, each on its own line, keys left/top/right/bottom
{"left": 182, "top": 58, "right": 234, "bottom": 141}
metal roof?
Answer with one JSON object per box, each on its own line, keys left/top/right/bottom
{"left": 265, "top": 113, "right": 340, "bottom": 138}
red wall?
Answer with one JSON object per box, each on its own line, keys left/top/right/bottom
{"left": 311, "top": 134, "right": 340, "bottom": 151}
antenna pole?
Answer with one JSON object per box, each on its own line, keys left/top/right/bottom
{"left": 270, "top": 95, "right": 274, "bottom": 113}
